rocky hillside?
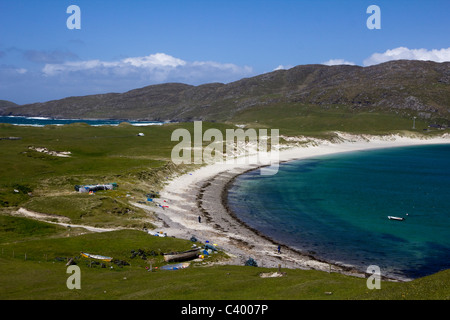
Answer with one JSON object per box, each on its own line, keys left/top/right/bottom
{"left": 0, "top": 100, "right": 18, "bottom": 112}
{"left": 1, "top": 60, "right": 449, "bottom": 122}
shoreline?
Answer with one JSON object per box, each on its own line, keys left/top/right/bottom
{"left": 146, "top": 132, "right": 450, "bottom": 282}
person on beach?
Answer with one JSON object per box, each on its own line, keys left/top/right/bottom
{"left": 277, "top": 245, "right": 281, "bottom": 254}
{"left": 198, "top": 216, "right": 201, "bottom": 223}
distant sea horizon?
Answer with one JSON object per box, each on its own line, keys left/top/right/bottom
{"left": 227, "top": 144, "right": 450, "bottom": 281}
{"left": 0, "top": 115, "right": 166, "bottom": 127}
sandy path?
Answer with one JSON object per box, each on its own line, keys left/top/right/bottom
{"left": 13, "top": 208, "right": 119, "bottom": 233}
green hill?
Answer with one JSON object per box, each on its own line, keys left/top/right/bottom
{"left": 1, "top": 60, "right": 449, "bottom": 125}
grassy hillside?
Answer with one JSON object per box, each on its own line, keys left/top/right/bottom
{"left": 0, "top": 122, "right": 229, "bottom": 211}
{"left": 1, "top": 222, "right": 448, "bottom": 300}
{"left": 230, "top": 103, "right": 431, "bottom": 137}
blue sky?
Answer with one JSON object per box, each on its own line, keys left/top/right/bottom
{"left": 1, "top": 0, "right": 449, "bottom": 104}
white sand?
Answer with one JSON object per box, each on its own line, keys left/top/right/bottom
{"left": 139, "top": 132, "right": 450, "bottom": 280}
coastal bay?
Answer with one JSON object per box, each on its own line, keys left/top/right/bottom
{"left": 151, "top": 132, "right": 450, "bottom": 281}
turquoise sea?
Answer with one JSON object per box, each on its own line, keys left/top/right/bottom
{"left": 0, "top": 116, "right": 164, "bottom": 127}
{"left": 227, "top": 144, "right": 450, "bottom": 280}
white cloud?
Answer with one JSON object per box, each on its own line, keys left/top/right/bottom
{"left": 41, "top": 52, "right": 253, "bottom": 85}
{"left": 122, "top": 53, "right": 186, "bottom": 68}
{"left": 363, "top": 47, "right": 450, "bottom": 66}
{"left": 273, "top": 64, "right": 294, "bottom": 71}
{"left": 0, "top": 65, "right": 28, "bottom": 75}
{"left": 42, "top": 60, "right": 104, "bottom": 75}
{"left": 322, "top": 59, "right": 356, "bottom": 66}
{"left": 0, "top": 52, "right": 255, "bottom": 103}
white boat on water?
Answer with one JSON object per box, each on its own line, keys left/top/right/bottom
{"left": 388, "top": 216, "right": 405, "bottom": 221}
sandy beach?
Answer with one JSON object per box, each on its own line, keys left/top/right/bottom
{"left": 139, "top": 132, "right": 450, "bottom": 281}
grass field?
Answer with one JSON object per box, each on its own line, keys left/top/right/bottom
{"left": 1, "top": 224, "right": 448, "bottom": 300}
{"left": 231, "top": 103, "right": 432, "bottom": 137}
{"left": 0, "top": 114, "right": 449, "bottom": 301}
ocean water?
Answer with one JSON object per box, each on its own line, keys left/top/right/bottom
{"left": 0, "top": 116, "right": 164, "bottom": 127}
{"left": 227, "top": 144, "right": 450, "bottom": 280}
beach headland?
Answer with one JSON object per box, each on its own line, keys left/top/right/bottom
{"left": 142, "top": 132, "right": 450, "bottom": 281}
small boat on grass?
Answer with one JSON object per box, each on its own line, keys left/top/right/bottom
{"left": 160, "top": 262, "right": 190, "bottom": 270}
{"left": 163, "top": 248, "right": 200, "bottom": 262}
{"left": 80, "top": 252, "right": 113, "bottom": 262}
{"left": 388, "top": 216, "right": 405, "bottom": 221}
